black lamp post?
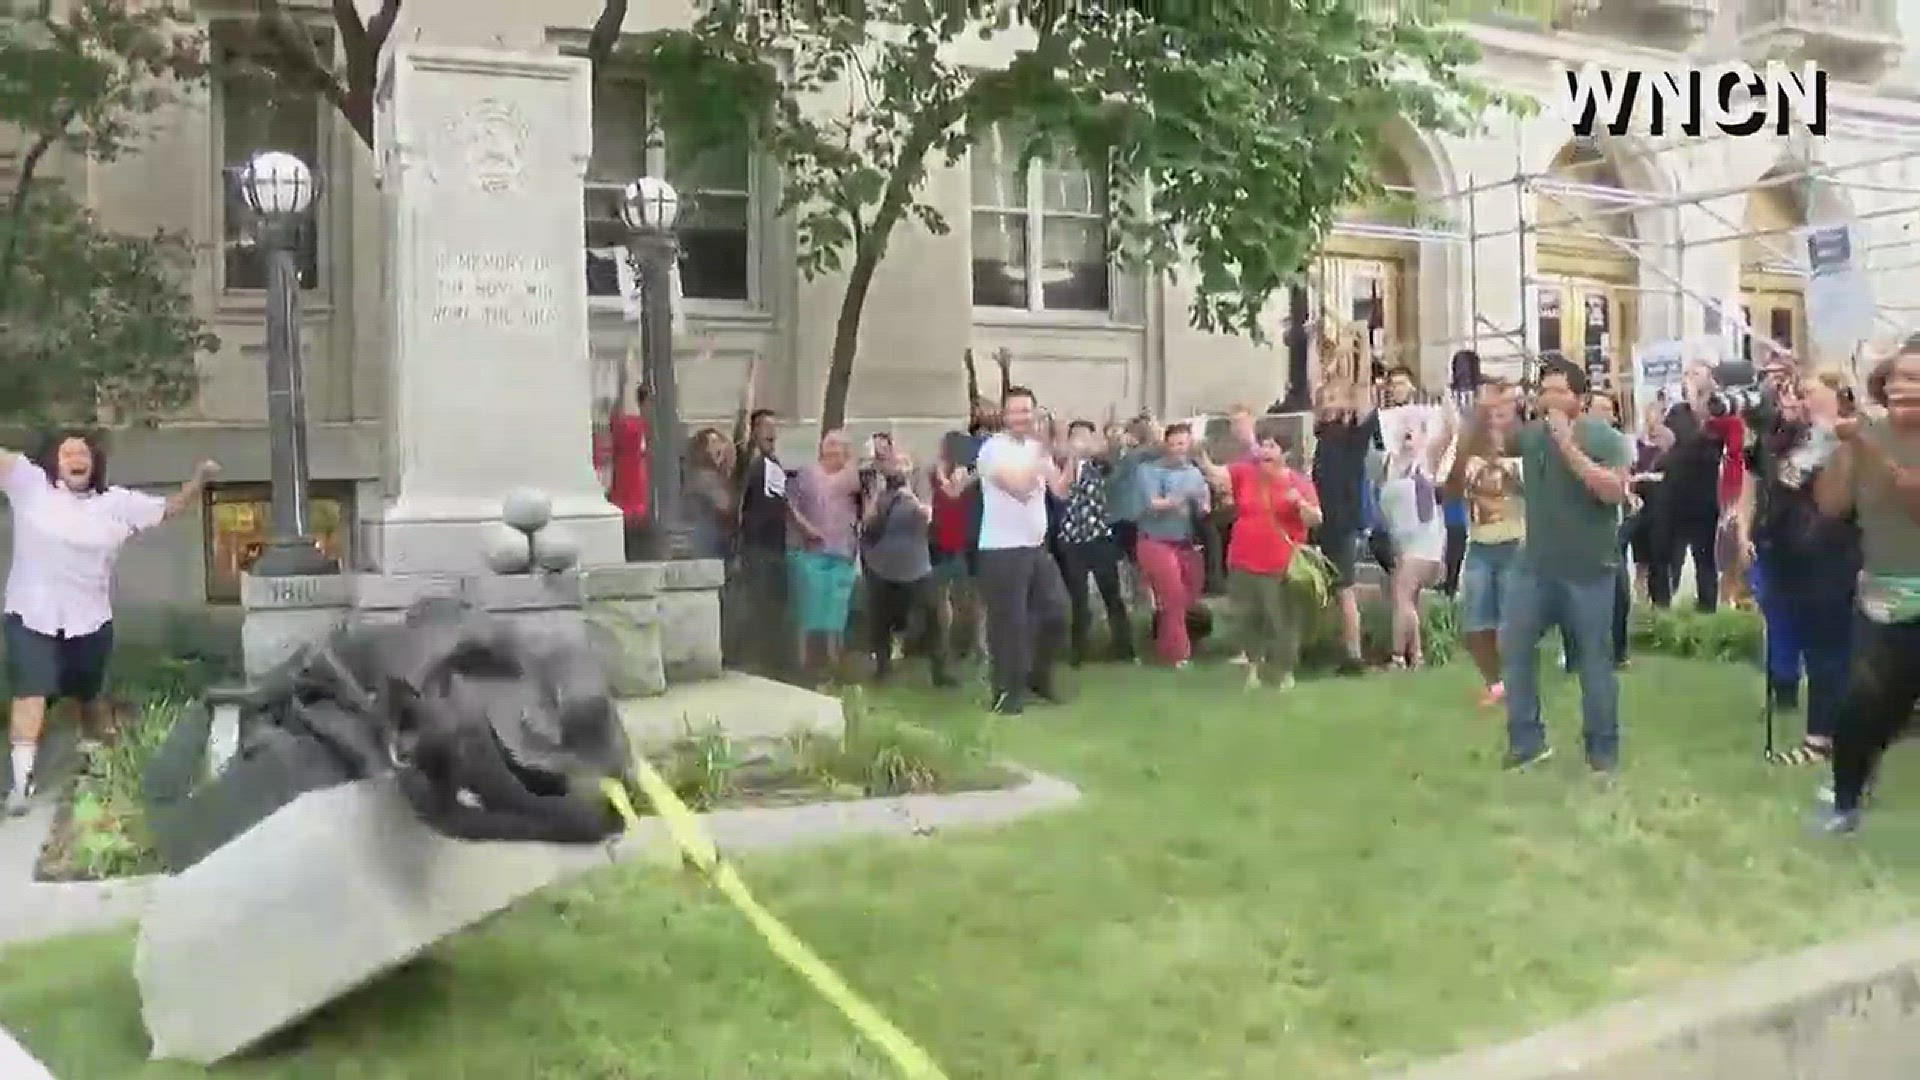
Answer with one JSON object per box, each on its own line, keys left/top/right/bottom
{"left": 619, "top": 176, "right": 692, "bottom": 561}
{"left": 1277, "top": 283, "right": 1314, "bottom": 412}
{"left": 235, "top": 151, "right": 334, "bottom": 577}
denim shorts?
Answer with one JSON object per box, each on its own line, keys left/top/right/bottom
{"left": 4, "top": 614, "right": 114, "bottom": 701}
{"left": 1457, "top": 540, "right": 1520, "bottom": 633}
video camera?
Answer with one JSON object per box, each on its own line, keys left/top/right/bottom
{"left": 1704, "top": 360, "right": 1769, "bottom": 419}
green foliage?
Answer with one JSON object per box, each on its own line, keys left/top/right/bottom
{"left": 0, "top": 1, "right": 214, "bottom": 425}
{"left": 659, "top": 689, "right": 1004, "bottom": 809}
{"left": 628, "top": 0, "right": 1516, "bottom": 430}
{"left": 59, "top": 695, "right": 181, "bottom": 881}
{"left": 1630, "top": 605, "right": 1763, "bottom": 663}
{"left": 0, "top": 189, "right": 215, "bottom": 423}
{"left": 1299, "top": 591, "right": 1459, "bottom": 669}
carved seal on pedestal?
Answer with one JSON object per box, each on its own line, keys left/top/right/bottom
{"left": 437, "top": 98, "right": 531, "bottom": 194}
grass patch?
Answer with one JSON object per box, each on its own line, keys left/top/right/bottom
{"left": 8, "top": 657, "right": 1920, "bottom": 1078}
{"left": 34, "top": 696, "right": 183, "bottom": 882}
{"left": 657, "top": 690, "right": 1012, "bottom": 811}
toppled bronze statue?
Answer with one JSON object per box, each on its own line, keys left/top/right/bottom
{"left": 143, "top": 599, "right": 633, "bottom": 871}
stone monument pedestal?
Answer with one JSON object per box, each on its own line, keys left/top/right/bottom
{"left": 238, "top": 562, "right": 714, "bottom": 694}
{"left": 358, "top": 43, "right": 623, "bottom": 572}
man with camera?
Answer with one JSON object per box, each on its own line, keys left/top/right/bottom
{"left": 1652, "top": 361, "right": 1744, "bottom": 612}
{"left": 1813, "top": 342, "right": 1920, "bottom": 833}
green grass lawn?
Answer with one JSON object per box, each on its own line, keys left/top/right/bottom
{"left": 9, "top": 656, "right": 1920, "bottom": 1079}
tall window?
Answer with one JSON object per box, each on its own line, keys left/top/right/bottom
{"left": 585, "top": 79, "right": 753, "bottom": 304}
{"left": 970, "top": 128, "right": 1110, "bottom": 313}
{"left": 211, "top": 20, "right": 326, "bottom": 293}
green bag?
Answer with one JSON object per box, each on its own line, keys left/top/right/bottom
{"left": 1286, "top": 545, "right": 1338, "bottom": 610}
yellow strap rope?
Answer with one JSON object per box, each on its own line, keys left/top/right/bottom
{"left": 600, "top": 769, "right": 950, "bottom": 1080}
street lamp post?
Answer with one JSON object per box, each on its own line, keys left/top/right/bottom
{"left": 236, "top": 151, "right": 334, "bottom": 578}
{"left": 619, "top": 176, "right": 693, "bottom": 561}
{"left": 1278, "top": 284, "right": 1314, "bottom": 412}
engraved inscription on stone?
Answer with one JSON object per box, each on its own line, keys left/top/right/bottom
{"left": 428, "top": 252, "right": 560, "bottom": 329}
{"left": 268, "top": 578, "right": 318, "bottom": 606}
{"left": 437, "top": 98, "right": 531, "bottom": 194}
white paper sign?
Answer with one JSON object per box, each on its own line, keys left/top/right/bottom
{"left": 1631, "top": 340, "right": 1686, "bottom": 424}
{"left": 1376, "top": 404, "right": 1437, "bottom": 458}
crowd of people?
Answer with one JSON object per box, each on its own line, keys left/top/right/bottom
{"left": 5, "top": 339, "right": 1920, "bottom": 837}
{"left": 615, "top": 337, "right": 1920, "bottom": 837}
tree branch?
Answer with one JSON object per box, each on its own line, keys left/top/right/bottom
{"left": 0, "top": 115, "right": 75, "bottom": 307}
{"left": 257, "top": 0, "right": 358, "bottom": 147}
{"left": 334, "top": 0, "right": 401, "bottom": 151}
{"left": 586, "top": 0, "right": 630, "bottom": 72}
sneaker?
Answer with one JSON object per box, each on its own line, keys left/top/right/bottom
{"left": 1816, "top": 783, "right": 1873, "bottom": 809}
{"left": 991, "top": 690, "right": 1026, "bottom": 716}
{"left": 1173, "top": 660, "right": 1191, "bottom": 671}
{"left": 1502, "top": 746, "right": 1554, "bottom": 771}
{"left": 1334, "top": 658, "right": 1366, "bottom": 677}
{"left": 1275, "top": 673, "right": 1296, "bottom": 691}
{"left": 1244, "top": 666, "right": 1263, "bottom": 691}
{"left": 1477, "top": 682, "right": 1506, "bottom": 708}
{"left": 1813, "top": 807, "right": 1862, "bottom": 835}
{"left": 1229, "top": 653, "right": 1251, "bottom": 666}
{"left": 4, "top": 780, "right": 33, "bottom": 817}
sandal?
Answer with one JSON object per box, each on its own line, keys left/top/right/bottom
{"left": 1777, "top": 738, "right": 1832, "bottom": 766}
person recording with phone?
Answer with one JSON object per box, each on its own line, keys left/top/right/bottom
{"left": 1812, "top": 343, "right": 1920, "bottom": 833}
{"left": 1652, "top": 361, "right": 1740, "bottom": 612}
{"left": 1734, "top": 367, "right": 1859, "bottom": 768}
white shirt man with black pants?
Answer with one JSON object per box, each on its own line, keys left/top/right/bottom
{"left": 976, "top": 387, "right": 1072, "bottom": 715}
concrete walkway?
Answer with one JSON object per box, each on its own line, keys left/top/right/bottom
{"left": 0, "top": 797, "right": 160, "bottom": 949}
{"left": 0, "top": 1025, "right": 55, "bottom": 1079}
{"left": 0, "top": 725, "right": 157, "bottom": 948}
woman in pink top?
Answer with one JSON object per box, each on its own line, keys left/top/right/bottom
{"left": 785, "top": 430, "right": 863, "bottom": 683}
{"left": 3, "top": 432, "right": 218, "bottom": 815}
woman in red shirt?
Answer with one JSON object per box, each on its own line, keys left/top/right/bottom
{"left": 1222, "top": 429, "right": 1322, "bottom": 690}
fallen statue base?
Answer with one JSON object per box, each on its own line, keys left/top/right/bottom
{"left": 135, "top": 775, "right": 619, "bottom": 1065}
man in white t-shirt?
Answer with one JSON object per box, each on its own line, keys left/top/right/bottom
{"left": 975, "top": 386, "right": 1072, "bottom": 714}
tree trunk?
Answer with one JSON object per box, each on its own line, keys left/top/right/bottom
{"left": 0, "top": 127, "right": 64, "bottom": 309}
{"left": 821, "top": 240, "right": 883, "bottom": 434}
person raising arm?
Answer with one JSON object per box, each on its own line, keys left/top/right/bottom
{"left": 3, "top": 435, "right": 219, "bottom": 816}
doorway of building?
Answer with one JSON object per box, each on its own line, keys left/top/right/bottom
{"left": 1535, "top": 277, "right": 1636, "bottom": 393}
{"left": 1738, "top": 178, "right": 1809, "bottom": 365}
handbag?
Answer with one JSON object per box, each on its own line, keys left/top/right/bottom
{"left": 1248, "top": 472, "right": 1335, "bottom": 608}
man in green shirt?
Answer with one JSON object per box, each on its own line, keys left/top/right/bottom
{"left": 1501, "top": 360, "right": 1633, "bottom": 773}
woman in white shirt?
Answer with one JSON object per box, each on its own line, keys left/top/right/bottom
{"left": 1378, "top": 405, "right": 1457, "bottom": 668}
{"left": 3, "top": 432, "right": 218, "bottom": 815}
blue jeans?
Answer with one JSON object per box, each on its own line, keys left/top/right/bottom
{"left": 1458, "top": 540, "right": 1520, "bottom": 634}
{"left": 1755, "top": 550, "right": 1856, "bottom": 741}
{"left": 1500, "top": 564, "right": 1620, "bottom": 767}
{"left": 1749, "top": 557, "right": 1801, "bottom": 687}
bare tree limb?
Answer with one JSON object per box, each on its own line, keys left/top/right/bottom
{"left": 586, "top": 0, "right": 630, "bottom": 72}
{"left": 0, "top": 120, "right": 71, "bottom": 308}
{"left": 257, "top": 0, "right": 357, "bottom": 141}
{"left": 335, "top": 0, "right": 402, "bottom": 151}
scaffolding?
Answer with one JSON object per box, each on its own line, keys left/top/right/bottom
{"left": 1317, "top": 127, "right": 1920, "bottom": 394}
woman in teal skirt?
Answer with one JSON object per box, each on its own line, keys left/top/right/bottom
{"left": 786, "top": 429, "right": 863, "bottom": 681}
